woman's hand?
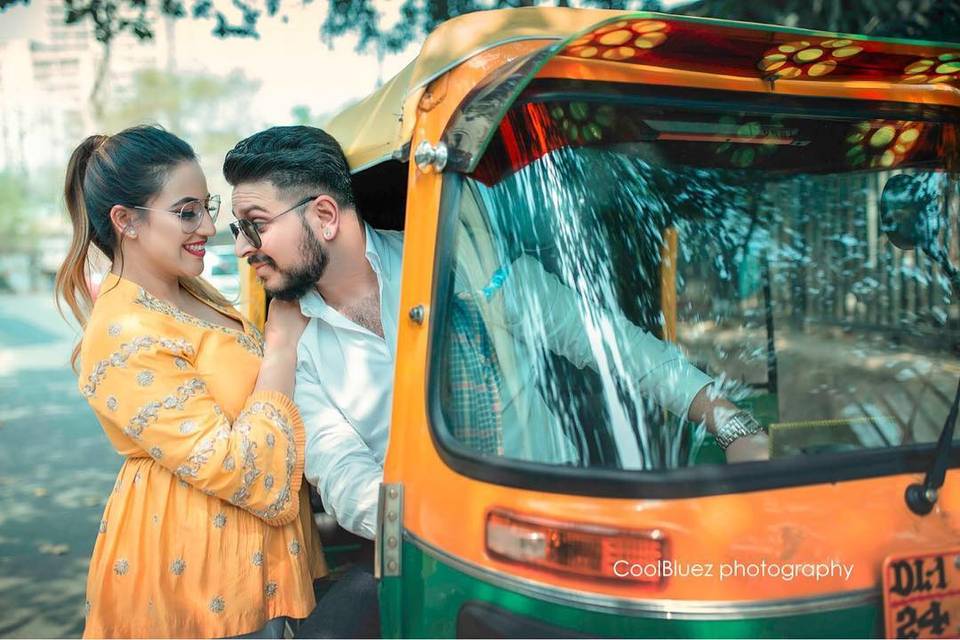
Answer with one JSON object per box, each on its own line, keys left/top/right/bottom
{"left": 255, "top": 300, "right": 309, "bottom": 397}
{"left": 263, "top": 299, "right": 309, "bottom": 353}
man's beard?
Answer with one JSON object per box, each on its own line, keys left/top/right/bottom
{"left": 253, "top": 219, "right": 328, "bottom": 301}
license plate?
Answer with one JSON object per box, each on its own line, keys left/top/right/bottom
{"left": 883, "top": 547, "right": 960, "bottom": 638}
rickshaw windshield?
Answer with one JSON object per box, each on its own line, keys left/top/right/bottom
{"left": 431, "top": 86, "right": 960, "bottom": 473}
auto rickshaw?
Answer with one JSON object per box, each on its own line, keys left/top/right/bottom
{"left": 240, "top": 8, "right": 960, "bottom": 637}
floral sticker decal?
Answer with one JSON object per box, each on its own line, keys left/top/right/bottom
{"left": 901, "top": 52, "right": 960, "bottom": 85}
{"left": 758, "top": 38, "right": 864, "bottom": 79}
{"left": 846, "top": 120, "right": 923, "bottom": 169}
{"left": 715, "top": 117, "right": 787, "bottom": 168}
{"left": 563, "top": 19, "right": 670, "bottom": 62}
{"left": 548, "top": 102, "right": 617, "bottom": 144}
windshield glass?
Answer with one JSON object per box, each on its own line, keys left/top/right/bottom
{"left": 432, "top": 89, "right": 960, "bottom": 472}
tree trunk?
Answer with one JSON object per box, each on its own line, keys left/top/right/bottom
{"left": 90, "top": 41, "right": 112, "bottom": 122}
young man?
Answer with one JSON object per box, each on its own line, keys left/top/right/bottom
{"left": 223, "top": 125, "right": 768, "bottom": 631}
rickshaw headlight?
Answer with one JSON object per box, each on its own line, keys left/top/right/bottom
{"left": 486, "top": 509, "right": 667, "bottom": 584}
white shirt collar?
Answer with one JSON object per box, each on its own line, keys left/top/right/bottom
{"left": 298, "top": 222, "right": 386, "bottom": 321}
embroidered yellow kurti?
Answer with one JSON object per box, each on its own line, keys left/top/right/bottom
{"left": 78, "top": 272, "right": 326, "bottom": 638}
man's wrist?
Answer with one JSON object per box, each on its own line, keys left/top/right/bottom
{"left": 714, "top": 410, "right": 765, "bottom": 450}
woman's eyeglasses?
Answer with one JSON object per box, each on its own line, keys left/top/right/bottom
{"left": 134, "top": 195, "right": 221, "bottom": 234}
{"left": 229, "top": 194, "right": 318, "bottom": 250}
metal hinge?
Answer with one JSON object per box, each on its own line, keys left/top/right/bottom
{"left": 375, "top": 483, "right": 403, "bottom": 578}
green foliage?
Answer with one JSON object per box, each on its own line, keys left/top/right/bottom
{"left": 680, "top": 0, "right": 960, "bottom": 42}
{"left": 290, "top": 104, "right": 314, "bottom": 125}
{"left": 290, "top": 104, "right": 340, "bottom": 127}
{"left": 99, "top": 68, "right": 262, "bottom": 242}
{"left": 0, "top": 172, "right": 35, "bottom": 252}
{"left": 0, "top": 0, "right": 955, "bottom": 71}
{"left": 0, "top": 0, "right": 669, "bottom": 54}
{"left": 99, "top": 68, "right": 260, "bottom": 158}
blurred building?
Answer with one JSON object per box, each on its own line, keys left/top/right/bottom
{"left": 0, "top": 0, "right": 174, "bottom": 292}
{"left": 0, "top": 39, "right": 36, "bottom": 172}
{"left": 0, "top": 0, "right": 173, "bottom": 173}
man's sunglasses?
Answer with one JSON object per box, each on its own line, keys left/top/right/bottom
{"left": 229, "top": 194, "right": 318, "bottom": 250}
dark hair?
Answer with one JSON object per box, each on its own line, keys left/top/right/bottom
{"left": 55, "top": 125, "right": 224, "bottom": 370}
{"left": 223, "top": 125, "right": 357, "bottom": 214}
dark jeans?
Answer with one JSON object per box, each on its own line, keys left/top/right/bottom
{"left": 295, "top": 543, "right": 380, "bottom": 639}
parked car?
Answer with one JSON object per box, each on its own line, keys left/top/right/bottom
{"left": 201, "top": 244, "right": 241, "bottom": 302}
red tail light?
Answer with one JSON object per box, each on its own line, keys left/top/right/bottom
{"left": 485, "top": 509, "right": 667, "bottom": 584}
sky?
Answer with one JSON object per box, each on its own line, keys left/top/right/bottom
{"left": 0, "top": 0, "right": 421, "bottom": 125}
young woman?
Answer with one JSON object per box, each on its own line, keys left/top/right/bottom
{"left": 55, "top": 126, "right": 326, "bottom": 638}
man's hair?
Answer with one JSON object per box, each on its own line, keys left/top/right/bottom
{"left": 223, "top": 125, "right": 357, "bottom": 213}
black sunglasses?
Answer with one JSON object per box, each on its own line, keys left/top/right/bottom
{"left": 229, "top": 194, "right": 318, "bottom": 249}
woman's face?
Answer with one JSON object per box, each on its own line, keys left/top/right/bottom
{"left": 130, "top": 160, "right": 215, "bottom": 279}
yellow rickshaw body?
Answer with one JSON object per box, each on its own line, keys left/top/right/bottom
{"left": 243, "top": 8, "right": 960, "bottom": 636}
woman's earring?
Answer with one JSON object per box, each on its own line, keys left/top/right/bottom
{"left": 323, "top": 228, "right": 333, "bottom": 239}
{"left": 125, "top": 227, "right": 137, "bottom": 238}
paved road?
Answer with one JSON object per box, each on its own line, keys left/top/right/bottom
{"left": 0, "top": 293, "right": 118, "bottom": 639}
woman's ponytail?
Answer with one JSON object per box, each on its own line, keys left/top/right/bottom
{"left": 55, "top": 135, "right": 108, "bottom": 371}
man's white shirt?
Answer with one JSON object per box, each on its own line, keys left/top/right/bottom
{"left": 296, "top": 225, "right": 712, "bottom": 540}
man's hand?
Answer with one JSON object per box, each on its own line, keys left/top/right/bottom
{"left": 724, "top": 432, "right": 770, "bottom": 463}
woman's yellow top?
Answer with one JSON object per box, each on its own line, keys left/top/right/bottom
{"left": 77, "top": 272, "right": 326, "bottom": 638}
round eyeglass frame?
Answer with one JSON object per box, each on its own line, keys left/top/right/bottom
{"left": 133, "top": 195, "right": 221, "bottom": 234}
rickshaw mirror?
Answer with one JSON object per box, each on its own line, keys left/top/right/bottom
{"left": 879, "top": 173, "right": 942, "bottom": 251}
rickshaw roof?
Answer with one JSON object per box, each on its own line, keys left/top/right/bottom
{"left": 324, "top": 7, "right": 960, "bottom": 173}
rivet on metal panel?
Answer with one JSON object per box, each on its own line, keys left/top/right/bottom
{"left": 415, "top": 140, "right": 448, "bottom": 173}
{"left": 409, "top": 305, "right": 424, "bottom": 324}
{"left": 376, "top": 483, "right": 403, "bottom": 578}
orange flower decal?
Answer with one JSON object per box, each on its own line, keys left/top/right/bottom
{"left": 900, "top": 52, "right": 960, "bottom": 85}
{"left": 563, "top": 19, "right": 670, "bottom": 62}
{"left": 758, "top": 38, "right": 864, "bottom": 79}
{"left": 846, "top": 120, "right": 923, "bottom": 169}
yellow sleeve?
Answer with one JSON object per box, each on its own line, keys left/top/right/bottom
{"left": 80, "top": 332, "right": 305, "bottom": 527}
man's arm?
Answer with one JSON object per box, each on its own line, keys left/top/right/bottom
{"left": 496, "top": 255, "right": 768, "bottom": 461}
{"left": 296, "top": 359, "right": 382, "bottom": 540}
{"left": 497, "top": 255, "right": 712, "bottom": 420}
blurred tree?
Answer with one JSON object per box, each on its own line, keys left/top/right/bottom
{"left": 100, "top": 68, "right": 259, "bottom": 158}
{"left": 0, "top": 0, "right": 955, "bottom": 105}
{"left": 0, "top": 0, "right": 669, "bottom": 60}
{"left": 98, "top": 67, "right": 261, "bottom": 239}
{"left": 678, "top": 0, "right": 960, "bottom": 43}
{"left": 290, "top": 103, "right": 346, "bottom": 127}
{"left": 0, "top": 172, "right": 34, "bottom": 253}
{"left": 290, "top": 105, "right": 313, "bottom": 125}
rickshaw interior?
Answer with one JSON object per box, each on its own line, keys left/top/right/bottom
{"left": 421, "top": 78, "right": 960, "bottom": 472}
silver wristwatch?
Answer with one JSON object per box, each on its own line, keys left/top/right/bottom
{"left": 714, "top": 411, "right": 765, "bottom": 450}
